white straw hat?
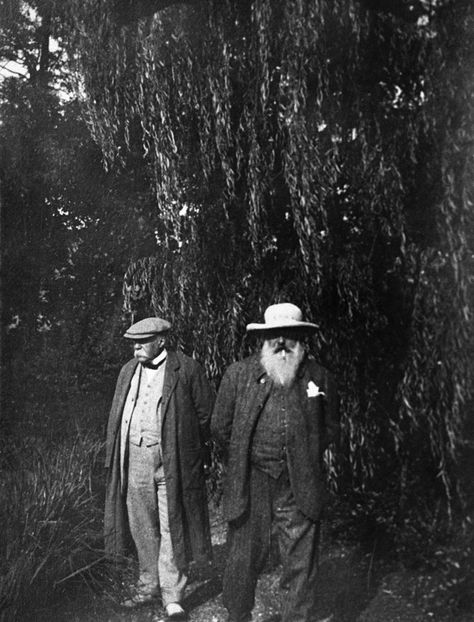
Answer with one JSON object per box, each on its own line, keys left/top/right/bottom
{"left": 246, "top": 303, "right": 318, "bottom": 332}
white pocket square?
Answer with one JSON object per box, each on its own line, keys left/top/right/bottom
{"left": 307, "top": 381, "right": 325, "bottom": 397}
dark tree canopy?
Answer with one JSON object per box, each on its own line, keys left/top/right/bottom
{"left": 67, "top": 0, "right": 474, "bottom": 547}
{"left": 0, "top": 0, "right": 168, "bottom": 420}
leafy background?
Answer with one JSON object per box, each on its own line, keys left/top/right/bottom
{"left": 1, "top": 0, "right": 474, "bottom": 619}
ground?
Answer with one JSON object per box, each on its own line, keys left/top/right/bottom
{"left": 30, "top": 502, "right": 469, "bottom": 622}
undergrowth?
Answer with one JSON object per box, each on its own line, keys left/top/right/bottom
{"left": 0, "top": 432, "right": 105, "bottom": 621}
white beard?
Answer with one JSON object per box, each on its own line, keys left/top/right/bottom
{"left": 260, "top": 341, "right": 305, "bottom": 388}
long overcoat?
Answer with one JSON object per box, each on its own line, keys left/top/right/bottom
{"left": 211, "top": 354, "right": 339, "bottom": 523}
{"left": 104, "top": 350, "right": 213, "bottom": 570}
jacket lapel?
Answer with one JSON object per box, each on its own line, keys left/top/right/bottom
{"left": 113, "top": 359, "right": 139, "bottom": 435}
{"left": 240, "top": 356, "right": 272, "bottom": 431}
{"left": 160, "top": 350, "right": 180, "bottom": 428}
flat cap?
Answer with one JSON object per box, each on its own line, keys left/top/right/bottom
{"left": 123, "top": 316, "right": 171, "bottom": 340}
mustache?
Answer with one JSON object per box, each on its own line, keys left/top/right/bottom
{"left": 261, "top": 341, "right": 305, "bottom": 387}
{"left": 272, "top": 343, "right": 294, "bottom": 353}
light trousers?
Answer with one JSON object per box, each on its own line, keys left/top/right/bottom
{"left": 126, "top": 442, "right": 187, "bottom": 605}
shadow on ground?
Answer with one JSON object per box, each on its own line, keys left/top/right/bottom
{"left": 250, "top": 542, "right": 376, "bottom": 622}
{"left": 32, "top": 536, "right": 380, "bottom": 622}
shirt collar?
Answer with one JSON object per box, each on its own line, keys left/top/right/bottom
{"left": 151, "top": 348, "right": 167, "bottom": 366}
{"left": 139, "top": 348, "right": 167, "bottom": 372}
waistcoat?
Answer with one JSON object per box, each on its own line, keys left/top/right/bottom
{"left": 251, "top": 382, "right": 300, "bottom": 479}
{"left": 128, "top": 361, "right": 166, "bottom": 447}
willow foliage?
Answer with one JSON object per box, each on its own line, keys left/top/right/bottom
{"left": 68, "top": 0, "right": 474, "bottom": 539}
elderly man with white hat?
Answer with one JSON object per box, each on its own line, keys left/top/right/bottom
{"left": 104, "top": 317, "right": 213, "bottom": 621}
{"left": 211, "top": 303, "right": 339, "bottom": 622}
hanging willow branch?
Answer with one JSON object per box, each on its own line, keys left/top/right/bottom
{"left": 67, "top": 0, "right": 474, "bottom": 543}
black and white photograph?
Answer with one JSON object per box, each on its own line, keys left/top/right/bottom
{"left": 1, "top": 1, "right": 473, "bottom": 621}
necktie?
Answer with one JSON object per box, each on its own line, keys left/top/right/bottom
{"left": 142, "top": 361, "right": 161, "bottom": 370}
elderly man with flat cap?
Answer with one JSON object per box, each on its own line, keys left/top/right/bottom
{"left": 104, "top": 317, "right": 213, "bottom": 621}
{"left": 211, "top": 303, "right": 339, "bottom": 622}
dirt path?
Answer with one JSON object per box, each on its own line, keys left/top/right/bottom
{"left": 33, "top": 507, "right": 438, "bottom": 622}
{"left": 33, "top": 500, "right": 474, "bottom": 622}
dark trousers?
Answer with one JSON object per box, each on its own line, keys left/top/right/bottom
{"left": 223, "top": 466, "right": 320, "bottom": 622}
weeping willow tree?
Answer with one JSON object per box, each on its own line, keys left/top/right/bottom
{"left": 68, "top": 0, "right": 474, "bottom": 548}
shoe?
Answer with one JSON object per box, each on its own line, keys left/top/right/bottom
{"left": 165, "top": 602, "right": 187, "bottom": 620}
{"left": 120, "top": 589, "right": 159, "bottom": 608}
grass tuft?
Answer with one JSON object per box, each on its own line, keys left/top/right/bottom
{"left": 0, "top": 432, "right": 104, "bottom": 621}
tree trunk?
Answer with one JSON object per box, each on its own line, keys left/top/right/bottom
{"left": 38, "top": 7, "right": 51, "bottom": 87}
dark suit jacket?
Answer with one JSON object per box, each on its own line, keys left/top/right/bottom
{"left": 211, "top": 353, "right": 339, "bottom": 522}
{"left": 104, "top": 350, "right": 213, "bottom": 569}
